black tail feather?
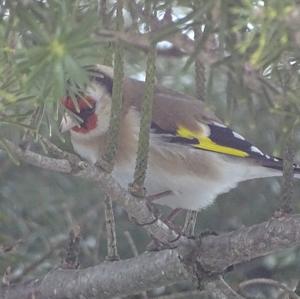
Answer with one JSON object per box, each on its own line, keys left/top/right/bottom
{"left": 259, "top": 156, "right": 300, "bottom": 174}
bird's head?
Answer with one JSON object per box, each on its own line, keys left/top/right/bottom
{"left": 60, "top": 65, "right": 114, "bottom": 138}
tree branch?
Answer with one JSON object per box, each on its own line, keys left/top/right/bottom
{"left": 0, "top": 250, "right": 189, "bottom": 299}
{"left": 2, "top": 213, "right": 300, "bottom": 298}
{"left": 238, "top": 278, "right": 300, "bottom": 299}
{"left": 3, "top": 140, "right": 180, "bottom": 245}
{"left": 104, "top": 195, "right": 120, "bottom": 261}
{"left": 2, "top": 142, "right": 300, "bottom": 298}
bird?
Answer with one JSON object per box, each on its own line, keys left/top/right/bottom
{"left": 60, "top": 64, "right": 300, "bottom": 212}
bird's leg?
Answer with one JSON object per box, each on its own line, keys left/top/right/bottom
{"left": 128, "top": 202, "right": 159, "bottom": 226}
{"left": 131, "top": 190, "right": 173, "bottom": 225}
{"left": 104, "top": 195, "right": 120, "bottom": 261}
{"left": 164, "top": 208, "right": 183, "bottom": 222}
{"left": 147, "top": 190, "right": 183, "bottom": 231}
{"left": 130, "top": 190, "right": 184, "bottom": 250}
{"left": 127, "top": 184, "right": 159, "bottom": 226}
{"left": 147, "top": 234, "right": 179, "bottom": 251}
{"left": 145, "top": 210, "right": 183, "bottom": 251}
{"left": 183, "top": 212, "right": 220, "bottom": 241}
{"left": 129, "top": 190, "right": 172, "bottom": 226}
{"left": 182, "top": 210, "right": 198, "bottom": 237}
{"left": 146, "top": 190, "right": 173, "bottom": 202}
{"left": 145, "top": 206, "right": 184, "bottom": 251}
{"left": 147, "top": 191, "right": 183, "bottom": 232}
{"left": 133, "top": 188, "right": 197, "bottom": 238}
{"left": 162, "top": 208, "right": 183, "bottom": 233}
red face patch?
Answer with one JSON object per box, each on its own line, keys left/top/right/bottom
{"left": 62, "top": 96, "right": 97, "bottom": 134}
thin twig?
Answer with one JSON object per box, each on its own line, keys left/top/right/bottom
{"left": 94, "top": 206, "right": 106, "bottom": 263}
{"left": 104, "top": 195, "right": 119, "bottom": 261}
{"left": 2, "top": 140, "right": 181, "bottom": 245}
{"left": 182, "top": 210, "right": 198, "bottom": 237}
{"left": 238, "top": 278, "right": 300, "bottom": 299}
{"left": 10, "top": 202, "right": 104, "bottom": 283}
{"left": 182, "top": 19, "right": 206, "bottom": 237}
{"left": 2, "top": 267, "right": 11, "bottom": 287}
{"left": 124, "top": 231, "right": 139, "bottom": 257}
{"left": 10, "top": 241, "right": 62, "bottom": 283}
{"left": 96, "top": 24, "right": 281, "bottom": 99}
{"left": 0, "top": 239, "right": 22, "bottom": 255}
{"left": 279, "top": 126, "right": 296, "bottom": 214}
{"left": 205, "top": 277, "right": 246, "bottom": 299}
{"left": 130, "top": 41, "right": 156, "bottom": 197}
{"left": 99, "top": 0, "right": 113, "bottom": 66}
{"left": 3, "top": 138, "right": 300, "bottom": 298}
{"left": 39, "top": 136, "right": 82, "bottom": 166}
{"left": 194, "top": 13, "right": 206, "bottom": 102}
{"left": 61, "top": 225, "right": 81, "bottom": 269}
{"left": 95, "top": 0, "right": 122, "bottom": 263}
{"left": 102, "top": 0, "right": 124, "bottom": 170}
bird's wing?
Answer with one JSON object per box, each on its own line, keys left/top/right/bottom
{"left": 149, "top": 85, "right": 290, "bottom": 169}
{"left": 151, "top": 117, "right": 269, "bottom": 159}
{"left": 124, "top": 77, "right": 299, "bottom": 172}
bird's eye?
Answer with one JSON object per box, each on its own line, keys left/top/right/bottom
{"left": 89, "top": 72, "right": 113, "bottom": 95}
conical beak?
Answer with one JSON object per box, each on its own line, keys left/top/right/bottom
{"left": 60, "top": 114, "right": 78, "bottom": 133}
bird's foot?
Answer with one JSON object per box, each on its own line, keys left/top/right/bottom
{"left": 128, "top": 189, "right": 184, "bottom": 250}
{"left": 146, "top": 190, "right": 173, "bottom": 202}
{"left": 182, "top": 210, "right": 198, "bottom": 238}
{"left": 273, "top": 206, "right": 292, "bottom": 218}
{"left": 146, "top": 234, "right": 181, "bottom": 251}
{"left": 145, "top": 211, "right": 183, "bottom": 251}
{"left": 182, "top": 229, "right": 218, "bottom": 249}
{"left": 197, "top": 229, "right": 218, "bottom": 239}
{"left": 129, "top": 199, "right": 160, "bottom": 226}
{"left": 131, "top": 209, "right": 182, "bottom": 251}
{"left": 128, "top": 183, "right": 162, "bottom": 226}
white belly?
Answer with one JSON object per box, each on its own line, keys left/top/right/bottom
{"left": 113, "top": 164, "right": 236, "bottom": 210}
{"left": 113, "top": 153, "right": 284, "bottom": 211}
{"left": 71, "top": 135, "right": 281, "bottom": 211}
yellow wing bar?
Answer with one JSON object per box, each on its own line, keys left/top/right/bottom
{"left": 176, "top": 126, "right": 249, "bottom": 158}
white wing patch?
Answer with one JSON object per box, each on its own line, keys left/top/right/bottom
{"left": 233, "top": 131, "right": 245, "bottom": 140}
{"left": 250, "top": 146, "right": 264, "bottom": 156}
{"left": 212, "top": 122, "right": 227, "bottom": 128}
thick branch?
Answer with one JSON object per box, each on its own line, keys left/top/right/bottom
{"left": 198, "top": 215, "right": 300, "bottom": 273}
{"left": 2, "top": 214, "right": 300, "bottom": 298}
{"left": 1, "top": 250, "right": 189, "bottom": 299}
{"left": 4, "top": 143, "right": 300, "bottom": 265}
{"left": 3, "top": 143, "right": 300, "bottom": 298}
{"left": 3, "top": 141, "right": 180, "bottom": 245}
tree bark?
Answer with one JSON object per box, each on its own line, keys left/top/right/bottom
{"left": 2, "top": 143, "right": 300, "bottom": 298}
{"left": 2, "top": 214, "right": 300, "bottom": 299}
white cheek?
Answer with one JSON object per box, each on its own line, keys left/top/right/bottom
{"left": 95, "top": 98, "right": 111, "bottom": 135}
{"left": 86, "top": 84, "right": 112, "bottom": 136}
{"left": 72, "top": 142, "right": 99, "bottom": 164}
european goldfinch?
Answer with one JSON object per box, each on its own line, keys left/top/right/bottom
{"left": 60, "top": 64, "right": 300, "bottom": 211}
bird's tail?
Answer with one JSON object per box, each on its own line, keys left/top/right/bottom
{"left": 259, "top": 155, "right": 300, "bottom": 178}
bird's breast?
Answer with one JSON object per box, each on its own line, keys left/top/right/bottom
{"left": 111, "top": 144, "right": 241, "bottom": 211}
{"left": 70, "top": 106, "right": 274, "bottom": 211}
